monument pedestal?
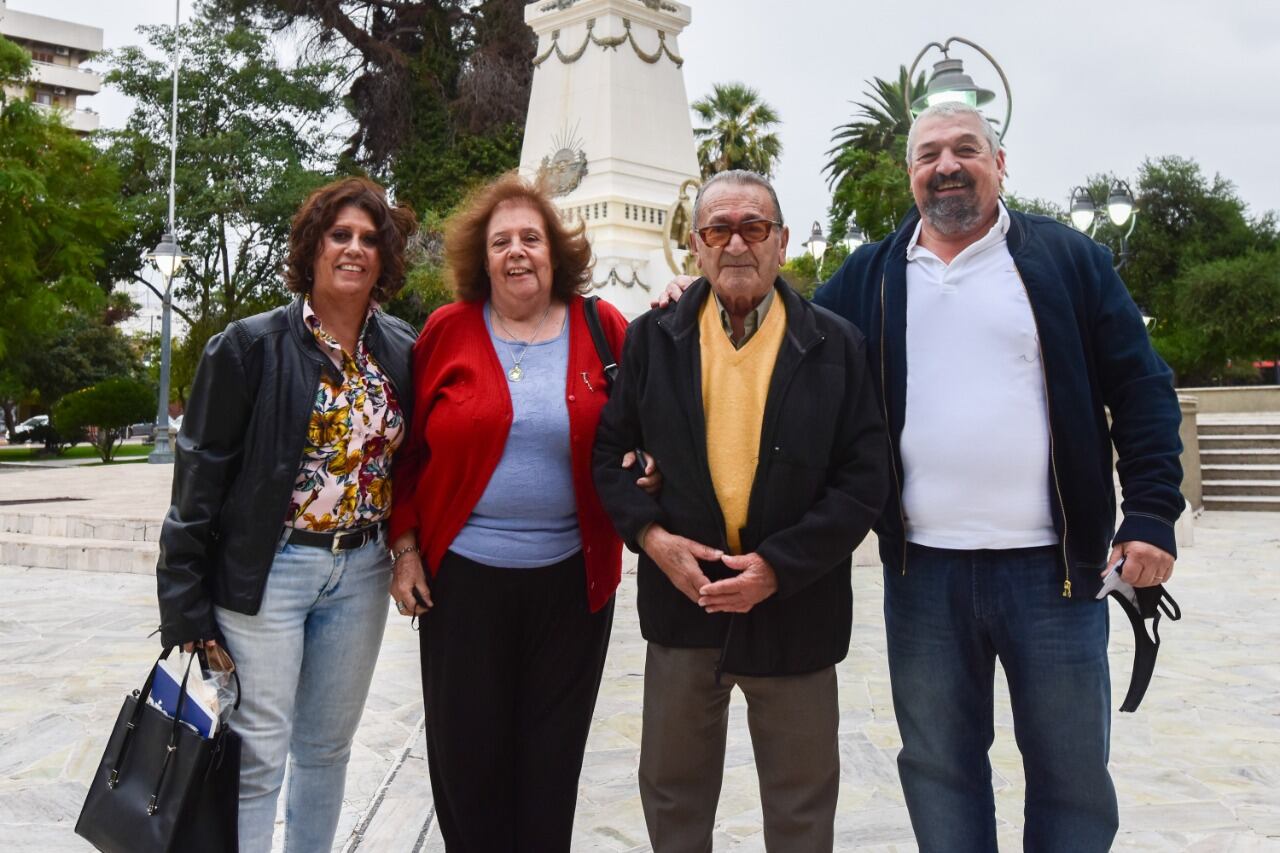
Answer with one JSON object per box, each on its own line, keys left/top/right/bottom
{"left": 521, "top": 0, "right": 699, "bottom": 318}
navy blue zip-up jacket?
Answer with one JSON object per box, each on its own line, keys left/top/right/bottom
{"left": 814, "top": 205, "right": 1183, "bottom": 600}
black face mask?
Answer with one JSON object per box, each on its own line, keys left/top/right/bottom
{"left": 1105, "top": 582, "right": 1182, "bottom": 712}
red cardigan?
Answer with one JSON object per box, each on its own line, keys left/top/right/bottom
{"left": 389, "top": 294, "right": 629, "bottom": 612}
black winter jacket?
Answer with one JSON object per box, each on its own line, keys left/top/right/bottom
{"left": 592, "top": 279, "right": 889, "bottom": 676}
{"left": 814, "top": 205, "right": 1183, "bottom": 598}
{"left": 156, "top": 298, "right": 416, "bottom": 646}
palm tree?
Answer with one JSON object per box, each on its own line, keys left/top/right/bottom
{"left": 823, "top": 65, "right": 924, "bottom": 193}
{"left": 822, "top": 67, "right": 926, "bottom": 241}
{"left": 691, "top": 82, "right": 783, "bottom": 179}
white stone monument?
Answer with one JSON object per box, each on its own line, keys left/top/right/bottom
{"left": 520, "top": 0, "right": 700, "bottom": 318}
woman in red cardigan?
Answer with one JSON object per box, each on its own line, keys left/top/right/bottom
{"left": 387, "top": 173, "right": 650, "bottom": 850}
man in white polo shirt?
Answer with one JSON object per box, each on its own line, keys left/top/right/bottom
{"left": 812, "top": 102, "right": 1184, "bottom": 852}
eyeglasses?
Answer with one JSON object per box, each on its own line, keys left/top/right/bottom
{"left": 694, "top": 218, "right": 782, "bottom": 248}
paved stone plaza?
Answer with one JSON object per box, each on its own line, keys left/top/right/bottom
{"left": 0, "top": 462, "right": 1277, "bottom": 851}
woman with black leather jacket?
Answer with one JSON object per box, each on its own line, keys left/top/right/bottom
{"left": 156, "top": 176, "right": 417, "bottom": 853}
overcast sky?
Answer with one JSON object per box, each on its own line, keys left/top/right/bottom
{"left": 22, "top": 0, "right": 1280, "bottom": 251}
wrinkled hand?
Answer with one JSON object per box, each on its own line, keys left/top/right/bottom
{"left": 651, "top": 275, "right": 696, "bottom": 309}
{"left": 390, "top": 549, "right": 433, "bottom": 616}
{"left": 622, "top": 448, "right": 662, "bottom": 496}
{"left": 642, "top": 524, "right": 722, "bottom": 604}
{"left": 1104, "top": 540, "right": 1175, "bottom": 588}
{"left": 699, "top": 552, "right": 779, "bottom": 614}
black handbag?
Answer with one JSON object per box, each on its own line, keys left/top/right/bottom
{"left": 75, "top": 647, "right": 241, "bottom": 853}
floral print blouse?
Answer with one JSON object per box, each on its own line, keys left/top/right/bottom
{"left": 286, "top": 297, "right": 405, "bottom": 531}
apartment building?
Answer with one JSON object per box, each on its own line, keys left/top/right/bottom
{"left": 0, "top": 0, "right": 103, "bottom": 133}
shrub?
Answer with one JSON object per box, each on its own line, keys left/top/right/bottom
{"left": 52, "top": 377, "right": 155, "bottom": 462}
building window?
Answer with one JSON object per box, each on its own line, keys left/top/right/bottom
{"left": 31, "top": 50, "right": 56, "bottom": 64}
{"left": 34, "top": 92, "right": 53, "bottom": 106}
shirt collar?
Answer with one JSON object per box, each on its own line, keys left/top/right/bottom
{"left": 712, "top": 285, "right": 775, "bottom": 349}
{"left": 906, "top": 200, "right": 1010, "bottom": 263}
{"left": 303, "top": 295, "right": 377, "bottom": 356}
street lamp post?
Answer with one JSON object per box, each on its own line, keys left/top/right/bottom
{"left": 1069, "top": 180, "right": 1138, "bottom": 270}
{"left": 145, "top": 234, "right": 186, "bottom": 462}
{"left": 905, "top": 37, "right": 1013, "bottom": 143}
{"left": 145, "top": 0, "right": 187, "bottom": 464}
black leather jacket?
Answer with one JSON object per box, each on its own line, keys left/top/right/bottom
{"left": 157, "top": 298, "right": 416, "bottom": 646}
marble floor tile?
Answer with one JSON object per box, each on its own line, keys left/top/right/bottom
{"left": 1, "top": 473, "right": 1278, "bottom": 850}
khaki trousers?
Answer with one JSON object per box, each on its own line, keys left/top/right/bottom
{"left": 639, "top": 644, "right": 840, "bottom": 853}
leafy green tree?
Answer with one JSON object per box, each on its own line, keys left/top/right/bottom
{"left": 101, "top": 7, "right": 343, "bottom": 327}
{"left": 779, "top": 243, "right": 849, "bottom": 301}
{"left": 1005, "top": 194, "right": 1064, "bottom": 219}
{"left": 1161, "top": 250, "right": 1280, "bottom": 383}
{"left": 1121, "top": 157, "right": 1277, "bottom": 325}
{"left": 0, "top": 36, "right": 125, "bottom": 360}
{"left": 823, "top": 67, "right": 925, "bottom": 241}
{"left": 53, "top": 377, "right": 155, "bottom": 462}
{"left": 691, "top": 82, "right": 783, "bottom": 178}
{"left": 6, "top": 306, "right": 144, "bottom": 411}
{"left": 211, "top": 0, "right": 534, "bottom": 214}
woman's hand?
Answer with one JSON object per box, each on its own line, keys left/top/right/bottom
{"left": 622, "top": 449, "right": 663, "bottom": 496}
{"left": 390, "top": 537, "right": 433, "bottom": 617}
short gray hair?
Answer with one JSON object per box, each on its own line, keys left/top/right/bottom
{"left": 692, "top": 169, "right": 784, "bottom": 227}
{"left": 906, "top": 102, "right": 1001, "bottom": 164}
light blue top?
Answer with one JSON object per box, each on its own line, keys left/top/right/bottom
{"left": 450, "top": 303, "right": 581, "bottom": 568}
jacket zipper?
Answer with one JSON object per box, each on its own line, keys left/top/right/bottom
{"left": 879, "top": 274, "right": 908, "bottom": 575}
{"left": 1012, "top": 268, "right": 1073, "bottom": 597}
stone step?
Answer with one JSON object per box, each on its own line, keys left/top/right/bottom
{"left": 1201, "top": 464, "right": 1280, "bottom": 481}
{"left": 1198, "top": 422, "right": 1280, "bottom": 436}
{"left": 1202, "top": 495, "right": 1280, "bottom": 512}
{"left": 0, "top": 511, "right": 159, "bottom": 543}
{"left": 1197, "top": 435, "right": 1280, "bottom": 450}
{"left": 1202, "top": 480, "right": 1280, "bottom": 497}
{"left": 1199, "top": 448, "right": 1280, "bottom": 466}
{"left": 0, "top": 531, "right": 157, "bottom": 574}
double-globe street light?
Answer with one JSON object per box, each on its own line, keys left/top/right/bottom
{"left": 1068, "top": 180, "right": 1150, "bottom": 328}
{"left": 1069, "top": 180, "right": 1138, "bottom": 270}
{"left": 144, "top": 0, "right": 189, "bottom": 464}
{"left": 802, "top": 219, "right": 868, "bottom": 272}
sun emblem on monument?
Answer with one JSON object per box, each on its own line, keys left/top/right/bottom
{"left": 538, "top": 124, "right": 589, "bottom": 198}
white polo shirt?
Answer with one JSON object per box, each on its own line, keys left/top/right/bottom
{"left": 900, "top": 202, "right": 1058, "bottom": 550}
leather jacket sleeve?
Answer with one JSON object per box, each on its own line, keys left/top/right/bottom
{"left": 157, "top": 326, "right": 255, "bottom": 646}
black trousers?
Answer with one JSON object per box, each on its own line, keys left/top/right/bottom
{"left": 421, "top": 550, "right": 614, "bottom": 852}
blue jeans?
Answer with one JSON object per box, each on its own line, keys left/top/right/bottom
{"left": 884, "top": 543, "right": 1118, "bottom": 853}
{"left": 215, "top": 528, "right": 391, "bottom": 853}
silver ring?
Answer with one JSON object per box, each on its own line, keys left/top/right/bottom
{"left": 395, "top": 601, "right": 407, "bottom": 612}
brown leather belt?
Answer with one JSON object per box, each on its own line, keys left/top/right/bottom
{"left": 285, "top": 523, "right": 382, "bottom": 553}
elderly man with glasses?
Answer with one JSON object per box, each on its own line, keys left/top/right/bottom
{"left": 593, "top": 169, "right": 889, "bottom": 851}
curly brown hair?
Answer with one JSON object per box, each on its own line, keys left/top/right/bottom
{"left": 284, "top": 177, "right": 418, "bottom": 303}
{"left": 445, "top": 172, "right": 593, "bottom": 302}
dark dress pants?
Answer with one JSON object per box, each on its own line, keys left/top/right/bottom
{"left": 420, "top": 550, "right": 614, "bottom": 852}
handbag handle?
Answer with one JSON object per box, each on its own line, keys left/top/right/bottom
{"left": 105, "top": 646, "right": 203, "bottom": 813}
{"left": 583, "top": 296, "right": 618, "bottom": 391}
{"left": 145, "top": 650, "right": 200, "bottom": 815}
{"left": 107, "top": 646, "right": 175, "bottom": 789}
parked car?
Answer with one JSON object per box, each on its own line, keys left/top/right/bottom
{"left": 128, "top": 422, "right": 155, "bottom": 439}
{"left": 11, "top": 415, "right": 49, "bottom": 443}
{"left": 16, "top": 414, "right": 48, "bottom": 432}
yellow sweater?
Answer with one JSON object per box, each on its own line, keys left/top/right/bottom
{"left": 699, "top": 292, "right": 787, "bottom": 554}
